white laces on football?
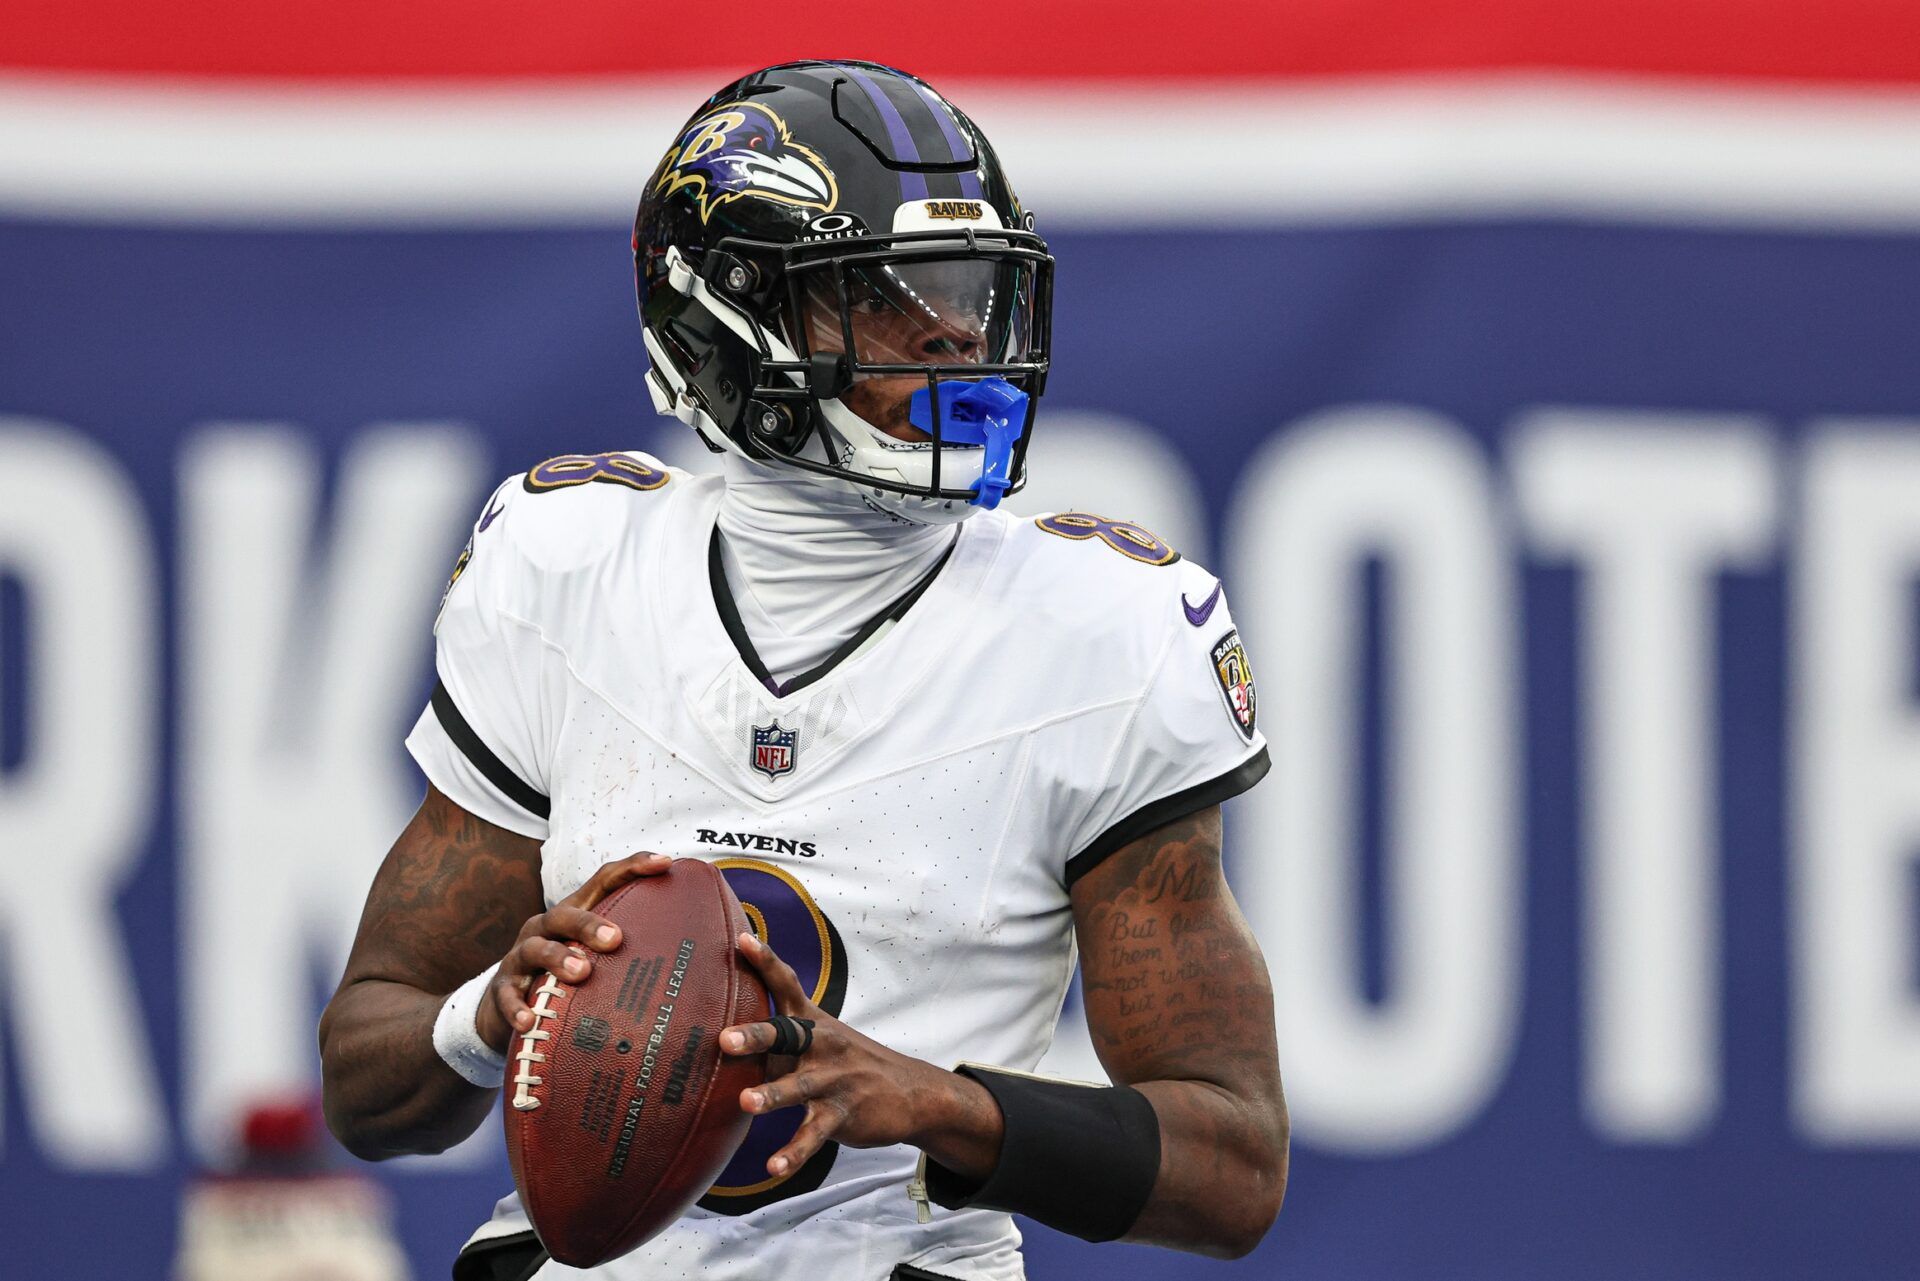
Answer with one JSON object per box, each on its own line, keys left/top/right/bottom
{"left": 714, "top": 453, "right": 957, "bottom": 684}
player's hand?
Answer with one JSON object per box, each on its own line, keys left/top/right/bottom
{"left": 720, "top": 933, "right": 994, "bottom": 1179}
{"left": 476, "top": 852, "right": 672, "bottom": 1053}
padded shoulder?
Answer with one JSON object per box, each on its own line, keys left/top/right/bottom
{"left": 975, "top": 509, "right": 1230, "bottom": 706}
{"left": 998, "top": 509, "right": 1220, "bottom": 633}
{"left": 499, "top": 451, "right": 687, "bottom": 572}
{"left": 485, "top": 450, "right": 700, "bottom": 575}
{"left": 1024, "top": 510, "right": 1186, "bottom": 570}
{"left": 977, "top": 510, "right": 1265, "bottom": 874}
{"left": 439, "top": 450, "right": 713, "bottom": 635}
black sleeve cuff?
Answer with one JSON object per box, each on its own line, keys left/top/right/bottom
{"left": 1065, "top": 746, "right": 1271, "bottom": 887}
{"left": 925, "top": 1066, "right": 1162, "bottom": 1243}
{"left": 430, "top": 680, "right": 551, "bottom": 820}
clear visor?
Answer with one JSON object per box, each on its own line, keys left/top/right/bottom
{"left": 795, "top": 256, "right": 1038, "bottom": 369}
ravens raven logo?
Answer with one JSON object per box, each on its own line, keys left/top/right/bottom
{"left": 653, "top": 104, "right": 839, "bottom": 223}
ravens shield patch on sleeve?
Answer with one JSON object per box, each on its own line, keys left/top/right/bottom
{"left": 1211, "top": 630, "right": 1257, "bottom": 740}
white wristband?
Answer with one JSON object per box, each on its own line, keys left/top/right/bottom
{"left": 433, "top": 962, "right": 508, "bottom": 1088}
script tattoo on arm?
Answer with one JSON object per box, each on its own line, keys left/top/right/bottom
{"left": 1070, "top": 805, "right": 1288, "bottom": 1258}
{"left": 318, "top": 784, "right": 545, "bottom": 1159}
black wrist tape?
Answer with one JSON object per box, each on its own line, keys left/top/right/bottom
{"left": 924, "top": 1065, "right": 1161, "bottom": 1243}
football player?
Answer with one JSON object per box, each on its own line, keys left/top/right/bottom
{"left": 320, "top": 61, "right": 1287, "bottom": 1281}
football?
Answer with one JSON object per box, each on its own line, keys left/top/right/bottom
{"left": 503, "top": 859, "right": 770, "bottom": 1267}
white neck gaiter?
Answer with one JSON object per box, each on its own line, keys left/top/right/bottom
{"left": 713, "top": 454, "right": 958, "bottom": 684}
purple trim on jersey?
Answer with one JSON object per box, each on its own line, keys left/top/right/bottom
{"left": 839, "top": 65, "right": 929, "bottom": 202}
{"left": 904, "top": 77, "right": 984, "bottom": 199}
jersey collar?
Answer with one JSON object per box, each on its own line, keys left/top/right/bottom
{"left": 707, "top": 527, "right": 959, "bottom": 699}
{"left": 647, "top": 477, "right": 1006, "bottom": 799}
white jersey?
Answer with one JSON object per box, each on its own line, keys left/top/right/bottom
{"left": 405, "top": 451, "right": 1269, "bottom": 1281}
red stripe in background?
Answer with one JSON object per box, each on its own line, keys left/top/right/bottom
{"left": 4, "top": 0, "right": 1919, "bottom": 85}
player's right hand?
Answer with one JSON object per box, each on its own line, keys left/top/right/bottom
{"left": 477, "top": 852, "right": 672, "bottom": 1053}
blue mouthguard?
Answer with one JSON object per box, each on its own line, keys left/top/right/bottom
{"left": 907, "top": 377, "right": 1030, "bottom": 509}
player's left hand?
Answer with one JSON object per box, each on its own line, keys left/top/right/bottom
{"left": 719, "top": 932, "right": 978, "bottom": 1178}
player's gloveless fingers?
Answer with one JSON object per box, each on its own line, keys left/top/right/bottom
{"left": 745, "top": 1070, "right": 822, "bottom": 1114}
{"left": 568, "top": 851, "right": 671, "bottom": 909}
{"left": 488, "top": 856, "right": 669, "bottom": 1041}
{"left": 720, "top": 1022, "right": 778, "bottom": 1055}
{"left": 492, "top": 968, "right": 536, "bottom": 1034}
{"left": 537, "top": 904, "right": 623, "bottom": 951}
{"left": 737, "top": 932, "right": 815, "bottom": 1010}
{"left": 493, "top": 940, "right": 550, "bottom": 1025}
{"left": 768, "top": 1102, "right": 844, "bottom": 1175}
{"left": 519, "top": 937, "right": 591, "bottom": 981}
{"left": 720, "top": 1018, "right": 821, "bottom": 1056}
{"left": 496, "top": 936, "right": 587, "bottom": 1034}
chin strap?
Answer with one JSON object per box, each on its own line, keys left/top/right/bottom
{"left": 907, "top": 377, "right": 1030, "bottom": 509}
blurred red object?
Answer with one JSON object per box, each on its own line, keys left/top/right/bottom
{"left": 174, "top": 1095, "right": 412, "bottom": 1281}
{"left": 242, "top": 1098, "right": 320, "bottom": 1161}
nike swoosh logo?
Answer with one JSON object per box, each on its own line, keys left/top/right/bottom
{"left": 1183, "top": 581, "right": 1224, "bottom": 627}
{"left": 477, "top": 499, "right": 506, "bottom": 532}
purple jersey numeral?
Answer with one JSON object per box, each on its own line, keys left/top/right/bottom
{"left": 1035, "top": 512, "right": 1179, "bottom": 566}
{"left": 522, "top": 452, "right": 670, "bottom": 495}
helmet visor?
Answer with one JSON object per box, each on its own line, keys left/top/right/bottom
{"left": 794, "top": 255, "right": 1038, "bottom": 370}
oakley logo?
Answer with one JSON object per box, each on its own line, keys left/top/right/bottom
{"left": 802, "top": 212, "right": 867, "bottom": 242}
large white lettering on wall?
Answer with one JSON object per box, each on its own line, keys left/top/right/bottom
{"left": 1230, "top": 406, "right": 1521, "bottom": 1152}
{"left": 0, "top": 417, "right": 165, "bottom": 1169}
{"left": 1793, "top": 423, "right": 1920, "bottom": 1141}
{"left": 1513, "top": 411, "right": 1780, "bottom": 1142}
{"left": 179, "top": 424, "right": 485, "bottom": 1160}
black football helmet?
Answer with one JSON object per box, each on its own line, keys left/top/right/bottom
{"left": 633, "top": 61, "right": 1053, "bottom": 522}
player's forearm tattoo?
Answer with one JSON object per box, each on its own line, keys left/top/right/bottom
{"left": 1071, "top": 806, "right": 1288, "bottom": 1256}
{"left": 352, "top": 788, "right": 541, "bottom": 995}
{"left": 1079, "top": 810, "right": 1268, "bottom": 1077}
{"left": 320, "top": 787, "right": 544, "bottom": 1157}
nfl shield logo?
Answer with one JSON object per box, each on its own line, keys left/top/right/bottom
{"left": 751, "top": 721, "right": 798, "bottom": 780}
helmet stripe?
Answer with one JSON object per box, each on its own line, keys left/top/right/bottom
{"left": 838, "top": 64, "right": 929, "bottom": 202}
{"left": 903, "top": 77, "right": 984, "bottom": 200}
